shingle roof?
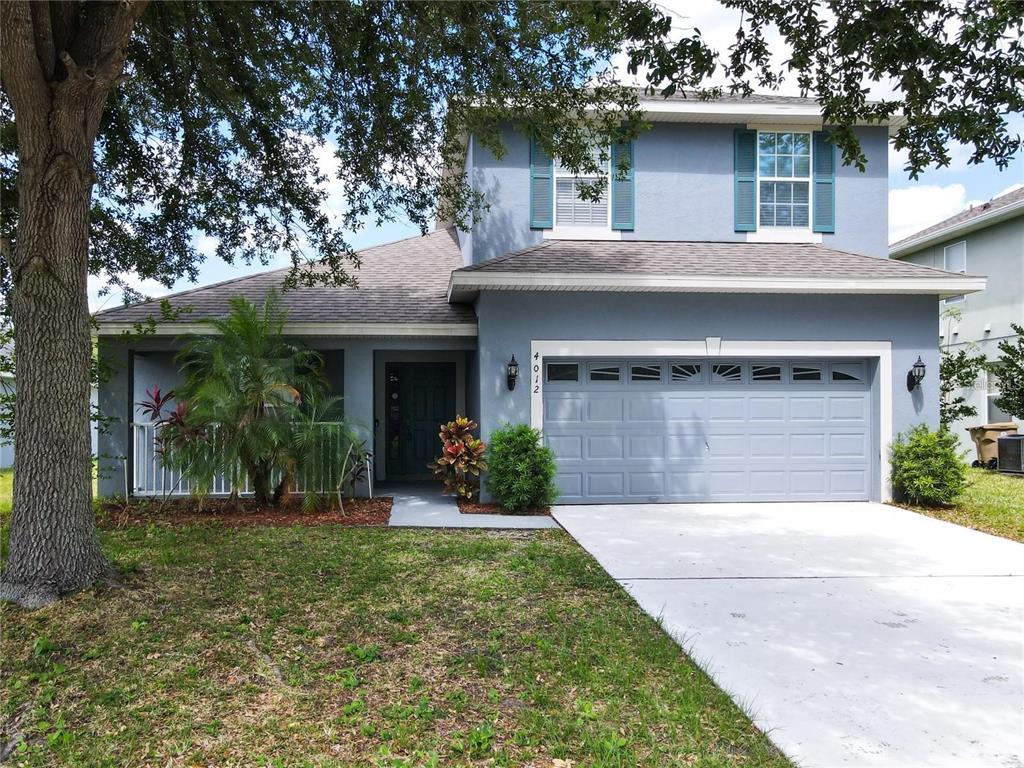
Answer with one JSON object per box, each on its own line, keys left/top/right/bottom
{"left": 455, "top": 239, "right": 978, "bottom": 280}
{"left": 94, "top": 228, "right": 475, "bottom": 326}
{"left": 890, "top": 186, "right": 1024, "bottom": 253}
{"left": 635, "top": 88, "right": 821, "bottom": 106}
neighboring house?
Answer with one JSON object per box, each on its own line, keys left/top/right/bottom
{"left": 890, "top": 187, "right": 1024, "bottom": 450}
{"left": 94, "top": 93, "right": 982, "bottom": 504}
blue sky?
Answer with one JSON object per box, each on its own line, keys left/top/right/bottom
{"left": 87, "top": 1, "right": 1024, "bottom": 311}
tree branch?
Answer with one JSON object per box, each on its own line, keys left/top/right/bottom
{"left": 0, "top": 0, "right": 51, "bottom": 143}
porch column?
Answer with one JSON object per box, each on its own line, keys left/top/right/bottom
{"left": 96, "top": 337, "right": 132, "bottom": 499}
{"left": 343, "top": 342, "right": 374, "bottom": 496}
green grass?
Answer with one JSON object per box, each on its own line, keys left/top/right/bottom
{"left": 0, "top": 468, "right": 11, "bottom": 515}
{"left": 1, "top": 523, "right": 789, "bottom": 767}
{"left": 905, "top": 467, "right": 1024, "bottom": 542}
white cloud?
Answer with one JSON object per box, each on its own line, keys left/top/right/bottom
{"left": 888, "top": 183, "right": 970, "bottom": 244}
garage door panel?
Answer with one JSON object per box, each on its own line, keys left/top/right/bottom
{"left": 629, "top": 472, "right": 665, "bottom": 496}
{"left": 829, "top": 396, "right": 868, "bottom": 421}
{"left": 666, "top": 434, "right": 707, "bottom": 459}
{"left": 544, "top": 357, "right": 873, "bottom": 503}
{"left": 749, "top": 434, "right": 787, "bottom": 458}
{"left": 587, "top": 397, "right": 624, "bottom": 422}
{"left": 748, "top": 397, "right": 787, "bottom": 421}
{"left": 555, "top": 473, "right": 583, "bottom": 498}
{"left": 546, "top": 396, "right": 583, "bottom": 423}
{"left": 790, "top": 470, "right": 828, "bottom": 494}
{"left": 708, "top": 397, "right": 746, "bottom": 421}
{"left": 547, "top": 435, "right": 583, "bottom": 460}
{"left": 628, "top": 434, "right": 665, "bottom": 459}
{"left": 790, "top": 433, "right": 827, "bottom": 458}
{"left": 587, "top": 472, "right": 624, "bottom": 496}
{"left": 586, "top": 435, "right": 624, "bottom": 459}
{"left": 831, "top": 470, "right": 868, "bottom": 495}
{"left": 666, "top": 396, "right": 707, "bottom": 420}
{"left": 627, "top": 398, "right": 665, "bottom": 421}
{"left": 709, "top": 433, "right": 747, "bottom": 458}
{"left": 829, "top": 433, "right": 867, "bottom": 458}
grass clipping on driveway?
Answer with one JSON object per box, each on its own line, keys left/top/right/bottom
{"left": 1, "top": 526, "right": 789, "bottom": 767}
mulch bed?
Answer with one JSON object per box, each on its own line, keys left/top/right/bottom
{"left": 457, "top": 498, "right": 551, "bottom": 517}
{"left": 98, "top": 496, "right": 392, "bottom": 528}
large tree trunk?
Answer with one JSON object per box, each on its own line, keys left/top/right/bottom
{"left": 0, "top": 1, "right": 147, "bottom": 608}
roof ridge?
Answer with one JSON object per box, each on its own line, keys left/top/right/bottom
{"left": 889, "top": 185, "right": 1024, "bottom": 250}
{"left": 93, "top": 227, "right": 454, "bottom": 318}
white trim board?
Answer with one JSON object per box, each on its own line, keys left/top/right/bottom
{"left": 448, "top": 272, "right": 986, "bottom": 302}
{"left": 94, "top": 322, "right": 479, "bottom": 338}
{"left": 528, "top": 339, "right": 894, "bottom": 502}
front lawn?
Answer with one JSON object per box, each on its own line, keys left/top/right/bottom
{"left": 0, "top": 468, "right": 11, "bottom": 515}
{"left": 905, "top": 468, "right": 1024, "bottom": 542}
{"left": 1, "top": 524, "right": 789, "bottom": 767}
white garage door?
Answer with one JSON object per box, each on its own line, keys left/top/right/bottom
{"left": 543, "top": 357, "right": 875, "bottom": 503}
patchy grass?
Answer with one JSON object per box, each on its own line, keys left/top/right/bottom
{"left": 904, "top": 468, "right": 1024, "bottom": 542}
{"left": 0, "top": 468, "right": 11, "bottom": 515}
{"left": 1, "top": 525, "right": 789, "bottom": 767}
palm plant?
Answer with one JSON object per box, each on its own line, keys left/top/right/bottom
{"left": 168, "top": 292, "right": 327, "bottom": 506}
{"left": 288, "top": 392, "right": 367, "bottom": 512}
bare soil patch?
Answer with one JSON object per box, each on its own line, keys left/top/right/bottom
{"left": 457, "top": 498, "right": 550, "bottom": 516}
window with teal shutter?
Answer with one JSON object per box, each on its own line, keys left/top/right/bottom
{"left": 812, "top": 131, "right": 835, "bottom": 233}
{"left": 734, "top": 129, "right": 757, "bottom": 231}
{"left": 610, "top": 140, "right": 634, "bottom": 231}
{"left": 529, "top": 136, "right": 554, "bottom": 229}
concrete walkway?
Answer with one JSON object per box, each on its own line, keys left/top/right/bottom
{"left": 553, "top": 501, "right": 1024, "bottom": 768}
{"left": 385, "top": 483, "right": 557, "bottom": 529}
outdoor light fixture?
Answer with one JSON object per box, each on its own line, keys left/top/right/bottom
{"left": 506, "top": 355, "right": 520, "bottom": 391}
{"left": 907, "top": 356, "right": 926, "bottom": 392}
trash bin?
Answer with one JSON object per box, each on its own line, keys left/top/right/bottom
{"left": 967, "top": 422, "right": 1019, "bottom": 468}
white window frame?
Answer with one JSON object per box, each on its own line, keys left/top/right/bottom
{"left": 943, "top": 241, "right": 967, "bottom": 304}
{"left": 551, "top": 144, "right": 612, "bottom": 236}
{"left": 756, "top": 130, "right": 813, "bottom": 233}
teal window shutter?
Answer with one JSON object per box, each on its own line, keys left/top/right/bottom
{"left": 812, "top": 131, "right": 836, "bottom": 233}
{"left": 610, "top": 140, "right": 635, "bottom": 231}
{"left": 733, "top": 129, "right": 757, "bottom": 232}
{"left": 529, "top": 137, "right": 553, "bottom": 229}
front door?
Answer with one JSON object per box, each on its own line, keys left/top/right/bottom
{"left": 385, "top": 362, "right": 456, "bottom": 479}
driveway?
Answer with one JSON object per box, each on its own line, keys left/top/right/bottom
{"left": 552, "top": 502, "right": 1024, "bottom": 768}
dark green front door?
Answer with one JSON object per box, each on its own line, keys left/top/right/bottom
{"left": 385, "top": 362, "right": 456, "bottom": 479}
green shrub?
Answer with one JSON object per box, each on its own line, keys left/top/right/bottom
{"left": 890, "top": 425, "right": 968, "bottom": 507}
{"left": 486, "top": 423, "right": 558, "bottom": 513}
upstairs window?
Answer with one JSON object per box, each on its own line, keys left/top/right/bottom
{"left": 758, "top": 132, "right": 811, "bottom": 228}
{"left": 555, "top": 144, "right": 609, "bottom": 228}
{"left": 943, "top": 241, "right": 967, "bottom": 304}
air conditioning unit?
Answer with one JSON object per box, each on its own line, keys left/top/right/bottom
{"left": 997, "top": 435, "right": 1024, "bottom": 475}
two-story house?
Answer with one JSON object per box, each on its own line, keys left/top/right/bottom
{"left": 95, "top": 93, "right": 982, "bottom": 504}
{"left": 890, "top": 187, "right": 1024, "bottom": 450}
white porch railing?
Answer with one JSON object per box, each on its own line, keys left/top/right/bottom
{"left": 131, "top": 422, "right": 372, "bottom": 498}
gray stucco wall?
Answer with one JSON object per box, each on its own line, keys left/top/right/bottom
{"left": 898, "top": 216, "right": 1024, "bottom": 359}
{"left": 473, "top": 291, "right": 940, "bottom": 500}
{"left": 97, "top": 335, "right": 474, "bottom": 497}
{"left": 466, "top": 123, "right": 890, "bottom": 262}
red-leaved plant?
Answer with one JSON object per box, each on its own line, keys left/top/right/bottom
{"left": 428, "top": 416, "right": 487, "bottom": 500}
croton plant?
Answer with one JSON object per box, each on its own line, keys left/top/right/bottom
{"left": 428, "top": 416, "right": 487, "bottom": 500}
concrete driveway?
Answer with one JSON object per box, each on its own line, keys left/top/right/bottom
{"left": 552, "top": 502, "right": 1024, "bottom": 768}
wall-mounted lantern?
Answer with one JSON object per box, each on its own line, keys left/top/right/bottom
{"left": 906, "top": 356, "right": 926, "bottom": 392}
{"left": 506, "top": 355, "right": 520, "bottom": 391}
